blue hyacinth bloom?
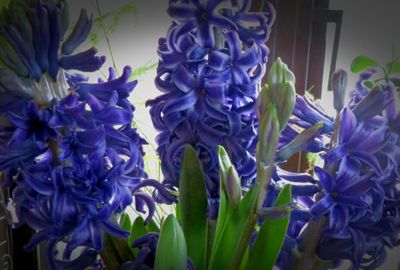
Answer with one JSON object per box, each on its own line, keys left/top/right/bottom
{"left": 147, "top": 0, "right": 274, "bottom": 218}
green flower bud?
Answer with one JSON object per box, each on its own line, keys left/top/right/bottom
{"left": 225, "top": 166, "right": 242, "bottom": 205}
{"left": 259, "top": 57, "right": 296, "bottom": 130}
{"left": 256, "top": 104, "right": 280, "bottom": 166}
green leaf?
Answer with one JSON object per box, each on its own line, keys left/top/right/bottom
{"left": 363, "top": 80, "right": 374, "bottom": 89}
{"left": 147, "top": 218, "right": 160, "bottom": 233}
{"left": 351, "top": 55, "right": 379, "bottom": 73}
{"left": 121, "top": 213, "right": 132, "bottom": 231}
{"left": 178, "top": 145, "right": 208, "bottom": 270}
{"left": 387, "top": 60, "right": 400, "bottom": 74}
{"left": 155, "top": 214, "right": 187, "bottom": 270}
{"left": 209, "top": 157, "right": 260, "bottom": 270}
{"left": 208, "top": 146, "right": 235, "bottom": 266}
{"left": 129, "top": 216, "right": 148, "bottom": 256}
{"left": 245, "top": 185, "right": 292, "bottom": 270}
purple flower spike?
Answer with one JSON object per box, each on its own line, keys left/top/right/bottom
{"left": 0, "top": 63, "right": 156, "bottom": 266}
{"left": 147, "top": 0, "right": 275, "bottom": 217}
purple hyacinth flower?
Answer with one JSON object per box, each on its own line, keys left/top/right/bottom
{"left": 148, "top": 0, "right": 274, "bottom": 218}
{"left": 311, "top": 163, "right": 374, "bottom": 235}
{"left": 325, "top": 107, "right": 389, "bottom": 173}
{"left": 168, "top": 0, "right": 237, "bottom": 48}
{"left": 7, "top": 101, "right": 56, "bottom": 144}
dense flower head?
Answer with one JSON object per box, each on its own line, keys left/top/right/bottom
{"left": 0, "top": 1, "right": 159, "bottom": 266}
{"left": 272, "top": 79, "right": 400, "bottom": 269}
{"left": 147, "top": 0, "right": 275, "bottom": 217}
{"left": 0, "top": 66, "right": 159, "bottom": 268}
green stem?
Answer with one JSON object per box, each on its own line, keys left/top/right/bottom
{"left": 95, "top": 0, "right": 119, "bottom": 76}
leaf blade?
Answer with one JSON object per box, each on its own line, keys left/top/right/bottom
{"left": 351, "top": 55, "right": 379, "bottom": 73}
{"left": 245, "top": 185, "right": 292, "bottom": 270}
{"left": 155, "top": 215, "right": 187, "bottom": 270}
{"left": 178, "top": 145, "right": 208, "bottom": 270}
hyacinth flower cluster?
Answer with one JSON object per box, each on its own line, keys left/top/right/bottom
{"left": 0, "top": 0, "right": 167, "bottom": 268}
{"left": 147, "top": 0, "right": 275, "bottom": 217}
{"left": 268, "top": 66, "right": 400, "bottom": 269}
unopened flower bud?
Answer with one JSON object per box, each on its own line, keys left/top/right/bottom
{"left": 276, "top": 121, "right": 323, "bottom": 162}
{"left": 331, "top": 69, "right": 347, "bottom": 112}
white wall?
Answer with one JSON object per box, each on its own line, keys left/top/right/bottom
{"left": 322, "top": 0, "right": 400, "bottom": 115}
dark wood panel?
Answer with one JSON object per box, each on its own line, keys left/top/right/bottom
{"left": 252, "top": 0, "right": 330, "bottom": 172}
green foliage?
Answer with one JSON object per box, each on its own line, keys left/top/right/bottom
{"left": 351, "top": 55, "right": 379, "bottom": 73}
{"left": 387, "top": 60, "right": 400, "bottom": 74}
{"left": 119, "top": 213, "right": 160, "bottom": 256}
{"left": 350, "top": 52, "right": 400, "bottom": 92}
{"left": 261, "top": 58, "right": 296, "bottom": 130}
{"left": 179, "top": 145, "right": 208, "bottom": 270}
{"left": 89, "top": 1, "right": 138, "bottom": 46}
{"left": 245, "top": 185, "right": 292, "bottom": 270}
{"left": 208, "top": 147, "right": 260, "bottom": 270}
{"left": 155, "top": 214, "right": 187, "bottom": 270}
{"left": 130, "top": 62, "right": 158, "bottom": 81}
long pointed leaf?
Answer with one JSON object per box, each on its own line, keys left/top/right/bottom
{"left": 208, "top": 146, "right": 236, "bottom": 267}
{"left": 179, "top": 145, "right": 208, "bottom": 270}
{"left": 245, "top": 185, "right": 292, "bottom": 270}
{"left": 155, "top": 214, "right": 187, "bottom": 270}
{"left": 209, "top": 180, "right": 260, "bottom": 270}
{"left": 130, "top": 216, "right": 148, "bottom": 256}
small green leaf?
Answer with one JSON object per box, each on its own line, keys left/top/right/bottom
{"left": 155, "top": 214, "right": 187, "bottom": 270}
{"left": 147, "top": 218, "right": 160, "bottom": 233}
{"left": 130, "top": 216, "right": 148, "bottom": 256}
{"left": 245, "top": 185, "right": 292, "bottom": 270}
{"left": 179, "top": 145, "right": 208, "bottom": 270}
{"left": 387, "top": 60, "right": 400, "bottom": 74}
{"left": 351, "top": 55, "right": 379, "bottom": 73}
{"left": 121, "top": 213, "right": 132, "bottom": 231}
{"left": 363, "top": 80, "right": 374, "bottom": 89}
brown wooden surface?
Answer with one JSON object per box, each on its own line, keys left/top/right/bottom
{"left": 252, "top": 0, "right": 330, "bottom": 172}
